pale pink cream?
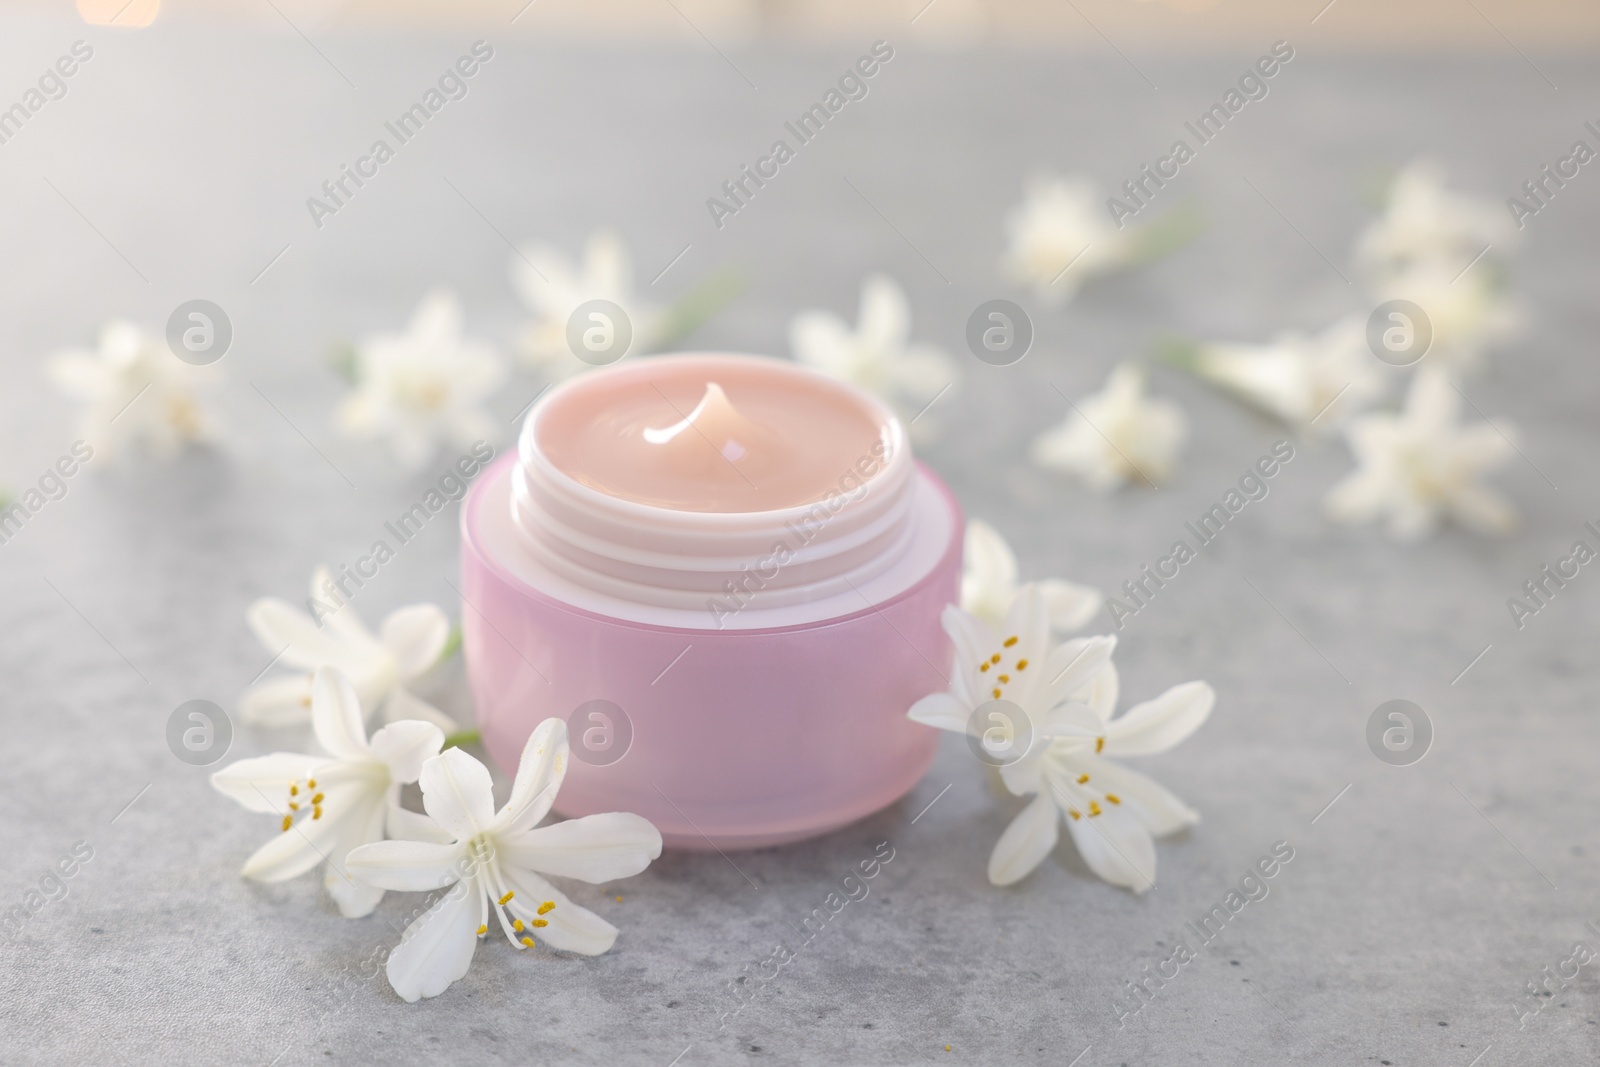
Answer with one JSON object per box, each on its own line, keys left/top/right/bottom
{"left": 535, "top": 356, "right": 892, "bottom": 513}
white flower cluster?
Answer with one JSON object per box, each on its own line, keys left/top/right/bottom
{"left": 212, "top": 664, "right": 661, "bottom": 1003}
{"left": 942, "top": 523, "right": 1212, "bottom": 894}
{"left": 914, "top": 581, "right": 1212, "bottom": 893}
{"left": 1179, "top": 159, "right": 1522, "bottom": 541}
{"left": 209, "top": 566, "right": 662, "bottom": 1002}
{"left": 41, "top": 230, "right": 692, "bottom": 471}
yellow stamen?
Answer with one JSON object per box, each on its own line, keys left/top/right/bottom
{"left": 499, "top": 891, "right": 514, "bottom": 906}
{"left": 1003, "top": 636, "right": 1019, "bottom": 648}
{"left": 979, "top": 662, "right": 990, "bottom": 672}
{"left": 1089, "top": 801, "right": 1102, "bottom": 816}
{"left": 998, "top": 674, "right": 1010, "bottom": 683}
{"left": 538, "top": 901, "right": 555, "bottom": 915}
{"left": 1095, "top": 737, "right": 1104, "bottom": 753}
{"left": 312, "top": 808, "right": 322, "bottom": 820}
{"left": 307, "top": 779, "right": 316, "bottom": 789}
{"left": 992, "top": 688, "right": 1002, "bottom": 699}
{"left": 289, "top": 801, "right": 300, "bottom": 811}
{"left": 520, "top": 936, "right": 534, "bottom": 947}
{"left": 311, "top": 793, "right": 324, "bottom": 805}
{"left": 513, "top": 919, "right": 525, "bottom": 932}
{"left": 1068, "top": 810, "right": 1081, "bottom": 820}
{"left": 289, "top": 785, "right": 299, "bottom": 796}
{"left": 531, "top": 918, "right": 548, "bottom": 928}
{"left": 1016, "top": 659, "right": 1028, "bottom": 670}
{"left": 1077, "top": 773, "right": 1089, "bottom": 784}
{"left": 476, "top": 924, "right": 487, "bottom": 936}
{"left": 281, "top": 815, "right": 292, "bottom": 832}
{"left": 1106, "top": 794, "right": 1121, "bottom": 804}
{"left": 990, "top": 653, "right": 1002, "bottom": 664}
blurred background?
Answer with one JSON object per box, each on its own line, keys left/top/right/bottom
{"left": 58, "top": 0, "right": 1600, "bottom": 46}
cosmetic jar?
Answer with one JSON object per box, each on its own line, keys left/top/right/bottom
{"left": 459, "top": 353, "right": 960, "bottom": 848}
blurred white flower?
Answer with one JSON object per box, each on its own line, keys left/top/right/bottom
{"left": 241, "top": 566, "right": 459, "bottom": 734}
{"left": 1032, "top": 363, "right": 1186, "bottom": 492}
{"left": 1003, "top": 174, "right": 1136, "bottom": 303}
{"left": 511, "top": 230, "right": 662, "bottom": 379}
{"left": 1371, "top": 262, "right": 1518, "bottom": 376}
{"left": 1325, "top": 368, "right": 1517, "bottom": 542}
{"left": 962, "top": 519, "right": 1103, "bottom": 634}
{"left": 789, "top": 274, "right": 957, "bottom": 420}
{"left": 1356, "top": 160, "right": 1515, "bottom": 281}
{"left": 1192, "top": 314, "right": 1387, "bottom": 433}
{"left": 337, "top": 290, "right": 506, "bottom": 470}
{"left": 47, "top": 320, "right": 218, "bottom": 461}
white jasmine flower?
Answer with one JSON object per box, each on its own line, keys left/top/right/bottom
{"left": 1325, "top": 368, "right": 1517, "bottom": 541}
{"left": 511, "top": 230, "right": 662, "bottom": 379}
{"left": 909, "top": 587, "right": 1211, "bottom": 892}
{"left": 962, "top": 519, "right": 1103, "bottom": 634}
{"left": 47, "top": 320, "right": 218, "bottom": 461}
{"left": 1370, "top": 261, "right": 1518, "bottom": 376}
{"left": 1031, "top": 363, "right": 1186, "bottom": 492}
{"left": 788, "top": 274, "right": 958, "bottom": 419}
{"left": 1355, "top": 160, "right": 1515, "bottom": 281}
{"left": 337, "top": 290, "right": 506, "bottom": 470}
{"left": 211, "top": 666, "right": 444, "bottom": 918}
{"left": 241, "top": 566, "right": 458, "bottom": 734}
{"left": 1192, "top": 314, "right": 1387, "bottom": 433}
{"left": 346, "top": 719, "right": 663, "bottom": 1003}
{"left": 1003, "top": 173, "right": 1136, "bottom": 303}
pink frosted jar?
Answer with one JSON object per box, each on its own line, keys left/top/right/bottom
{"left": 459, "top": 353, "right": 960, "bottom": 850}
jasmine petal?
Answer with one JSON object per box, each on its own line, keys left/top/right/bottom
{"left": 336, "top": 289, "right": 506, "bottom": 469}
{"left": 239, "top": 565, "right": 458, "bottom": 733}
{"left": 1325, "top": 368, "right": 1518, "bottom": 542}
{"left": 961, "top": 519, "right": 1103, "bottom": 635}
{"left": 211, "top": 666, "right": 443, "bottom": 918}
{"left": 1032, "top": 363, "right": 1187, "bottom": 492}
{"left": 788, "top": 274, "right": 957, "bottom": 431}
{"left": 348, "top": 719, "right": 662, "bottom": 1003}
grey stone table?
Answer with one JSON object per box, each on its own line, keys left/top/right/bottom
{"left": 2, "top": 9, "right": 1598, "bottom": 1065}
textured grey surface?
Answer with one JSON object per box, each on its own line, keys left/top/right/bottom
{"left": 2, "top": 9, "right": 1600, "bottom": 1066}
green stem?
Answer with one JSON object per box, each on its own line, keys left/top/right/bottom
{"left": 443, "top": 728, "right": 481, "bottom": 750}
{"left": 437, "top": 623, "right": 462, "bottom": 666}
{"left": 1124, "top": 199, "right": 1206, "bottom": 268}
{"left": 1358, "top": 164, "right": 1399, "bottom": 210}
{"left": 1152, "top": 335, "right": 1203, "bottom": 373}
{"left": 329, "top": 342, "right": 361, "bottom": 385}
{"left": 652, "top": 266, "right": 745, "bottom": 350}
